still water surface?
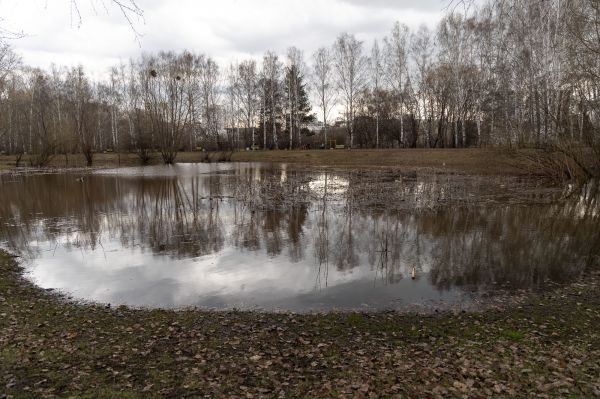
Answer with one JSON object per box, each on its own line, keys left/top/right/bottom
{"left": 1, "top": 163, "right": 598, "bottom": 311}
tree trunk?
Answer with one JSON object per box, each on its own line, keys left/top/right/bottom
{"left": 375, "top": 113, "right": 379, "bottom": 149}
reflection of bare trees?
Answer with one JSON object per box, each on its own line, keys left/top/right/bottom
{"left": 143, "top": 177, "right": 226, "bottom": 257}
{"left": 372, "top": 217, "right": 406, "bottom": 284}
{"left": 427, "top": 181, "right": 600, "bottom": 290}
{"left": 1, "top": 169, "right": 598, "bottom": 294}
{"left": 331, "top": 178, "right": 359, "bottom": 271}
{"left": 314, "top": 173, "right": 330, "bottom": 288}
{"left": 309, "top": 179, "right": 600, "bottom": 291}
{"left": 0, "top": 173, "right": 227, "bottom": 259}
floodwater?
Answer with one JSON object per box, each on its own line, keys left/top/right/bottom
{"left": 0, "top": 163, "right": 598, "bottom": 312}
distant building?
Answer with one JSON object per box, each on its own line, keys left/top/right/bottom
{"left": 333, "top": 119, "right": 347, "bottom": 128}
{"left": 301, "top": 121, "right": 325, "bottom": 133}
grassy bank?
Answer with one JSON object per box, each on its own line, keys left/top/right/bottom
{"left": 230, "top": 148, "right": 527, "bottom": 175}
{"left": 0, "top": 148, "right": 528, "bottom": 176}
{"left": 1, "top": 250, "right": 599, "bottom": 397}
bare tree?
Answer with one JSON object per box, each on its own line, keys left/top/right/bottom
{"left": 284, "top": 47, "right": 307, "bottom": 149}
{"left": 69, "top": 0, "right": 144, "bottom": 39}
{"left": 0, "top": 44, "right": 19, "bottom": 87}
{"left": 262, "top": 51, "right": 282, "bottom": 149}
{"left": 1, "top": 0, "right": 599, "bottom": 162}
{"left": 224, "top": 63, "right": 242, "bottom": 150}
{"left": 410, "top": 25, "right": 435, "bottom": 147}
{"left": 332, "top": 33, "right": 367, "bottom": 148}
{"left": 65, "top": 66, "right": 95, "bottom": 166}
{"left": 0, "top": 44, "right": 20, "bottom": 153}
{"left": 384, "top": 22, "right": 409, "bottom": 146}
{"left": 140, "top": 52, "right": 194, "bottom": 164}
{"left": 0, "top": 1, "right": 143, "bottom": 41}
{"left": 199, "top": 57, "right": 221, "bottom": 149}
{"left": 369, "top": 39, "right": 384, "bottom": 148}
{"left": 28, "top": 70, "right": 56, "bottom": 166}
{"left": 312, "top": 47, "right": 336, "bottom": 149}
{"left": 237, "top": 60, "right": 258, "bottom": 148}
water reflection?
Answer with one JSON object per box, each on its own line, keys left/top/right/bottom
{"left": 0, "top": 164, "right": 598, "bottom": 311}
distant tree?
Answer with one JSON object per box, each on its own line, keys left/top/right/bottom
{"left": 283, "top": 48, "right": 314, "bottom": 149}
{"left": 312, "top": 47, "right": 336, "bottom": 148}
{"left": 64, "top": 66, "right": 95, "bottom": 166}
{"left": 383, "top": 22, "right": 409, "bottom": 146}
{"left": 332, "top": 33, "right": 367, "bottom": 148}
{"left": 1, "top": 0, "right": 600, "bottom": 158}
{"left": 0, "top": 45, "right": 18, "bottom": 127}
{"left": 567, "top": 0, "right": 600, "bottom": 146}
{"left": 140, "top": 52, "right": 194, "bottom": 164}
{"left": 203, "top": 57, "right": 221, "bottom": 148}
{"left": 237, "top": 60, "right": 258, "bottom": 148}
{"left": 369, "top": 39, "right": 384, "bottom": 148}
{"left": 410, "top": 25, "right": 434, "bottom": 147}
{"left": 261, "top": 51, "right": 282, "bottom": 149}
{"left": 27, "top": 70, "right": 56, "bottom": 166}
{"left": 224, "top": 63, "right": 242, "bottom": 150}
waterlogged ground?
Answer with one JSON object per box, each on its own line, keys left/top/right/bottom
{"left": 3, "top": 161, "right": 600, "bottom": 398}
{"left": 0, "top": 163, "right": 598, "bottom": 312}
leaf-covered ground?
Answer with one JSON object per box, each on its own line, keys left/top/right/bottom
{"left": 1, "top": 251, "right": 600, "bottom": 398}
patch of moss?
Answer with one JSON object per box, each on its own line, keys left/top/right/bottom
{"left": 502, "top": 329, "right": 525, "bottom": 341}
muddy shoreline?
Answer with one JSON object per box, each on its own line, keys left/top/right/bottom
{"left": 2, "top": 249, "right": 600, "bottom": 397}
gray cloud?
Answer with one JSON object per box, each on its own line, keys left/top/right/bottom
{"left": 340, "top": 0, "right": 448, "bottom": 11}
{"left": 0, "top": 0, "right": 446, "bottom": 74}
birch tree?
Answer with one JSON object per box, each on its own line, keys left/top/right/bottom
{"left": 369, "top": 39, "right": 384, "bottom": 148}
{"left": 284, "top": 47, "right": 303, "bottom": 149}
{"left": 262, "top": 51, "right": 282, "bottom": 149}
{"left": 332, "top": 33, "right": 366, "bottom": 148}
{"left": 410, "top": 25, "right": 434, "bottom": 147}
{"left": 384, "top": 22, "right": 409, "bottom": 146}
{"left": 312, "top": 47, "right": 336, "bottom": 148}
{"left": 200, "top": 57, "right": 221, "bottom": 148}
{"left": 237, "top": 60, "right": 258, "bottom": 148}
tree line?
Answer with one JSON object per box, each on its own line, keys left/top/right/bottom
{"left": 0, "top": 0, "right": 598, "bottom": 165}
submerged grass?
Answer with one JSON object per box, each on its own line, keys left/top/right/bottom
{"left": 0, "top": 148, "right": 530, "bottom": 176}
{"left": 1, "top": 250, "right": 600, "bottom": 397}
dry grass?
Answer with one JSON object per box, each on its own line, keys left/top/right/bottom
{"left": 0, "top": 148, "right": 535, "bottom": 175}
{"left": 230, "top": 148, "right": 525, "bottom": 175}
{"left": 0, "top": 152, "right": 206, "bottom": 170}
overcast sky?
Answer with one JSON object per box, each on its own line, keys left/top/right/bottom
{"left": 0, "top": 0, "right": 460, "bottom": 78}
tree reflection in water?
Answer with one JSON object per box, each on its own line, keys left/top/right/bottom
{"left": 0, "top": 164, "right": 598, "bottom": 310}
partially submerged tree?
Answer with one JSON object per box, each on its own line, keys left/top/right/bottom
{"left": 65, "top": 66, "right": 95, "bottom": 166}
{"left": 28, "top": 70, "right": 56, "bottom": 166}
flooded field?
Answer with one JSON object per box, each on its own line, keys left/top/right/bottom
{"left": 1, "top": 163, "right": 598, "bottom": 312}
